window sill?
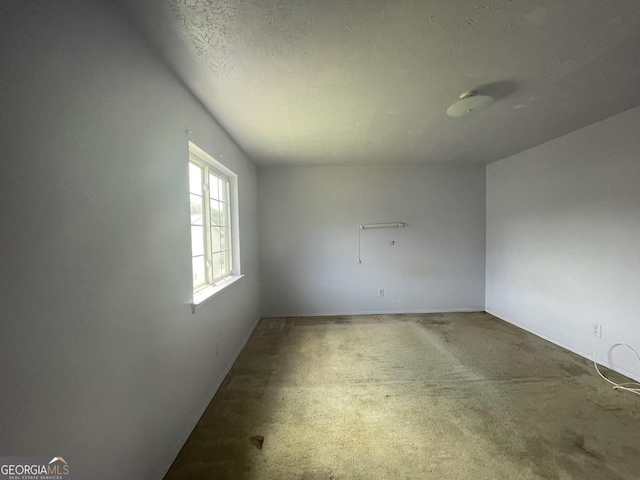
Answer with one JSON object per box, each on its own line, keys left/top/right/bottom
{"left": 191, "top": 274, "right": 245, "bottom": 313}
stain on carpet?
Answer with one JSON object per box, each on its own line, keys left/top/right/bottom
{"left": 249, "top": 435, "right": 264, "bottom": 450}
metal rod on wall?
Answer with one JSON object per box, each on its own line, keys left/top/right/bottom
{"left": 358, "top": 223, "right": 407, "bottom": 263}
{"left": 360, "top": 222, "right": 407, "bottom": 230}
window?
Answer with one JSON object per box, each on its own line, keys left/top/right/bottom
{"left": 188, "top": 142, "right": 241, "bottom": 307}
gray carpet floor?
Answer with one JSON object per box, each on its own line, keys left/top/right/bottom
{"left": 164, "top": 312, "right": 640, "bottom": 480}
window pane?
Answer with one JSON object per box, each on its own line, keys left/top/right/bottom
{"left": 211, "top": 252, "right": 223, "bottom": 281}
{"left": 190, "top": 194, "right": 203, "bottom": 225}
{"left": 219, "top": 251, "right": 229, "bottom": 277}
{"left": 220, "top": 201, "right": 229, "bottom": 227}
{"left": 209, "top": 200, "right": 228, "bottom": 227}
{"left": 191, "top": 225, "right": 204, "bottom": 256}
{"left": 189, "top": 163, "right": 202, "bottom": 194}
{"left": 209, "top": 173, "right": 220, "bottom": 200}
{"left": 210, "top": 199, "right": 222, "bottom": 226}
{"left": 211, "top": 227, "right": 222, "bottom": 253}
{"left": 220, "top": 226, "right": 230, "bottom": 251}
{"left": 223, "top": 249, "right": 231, "bottom": 274}
{"left": 192, "top": 256, "right": 206, "bottom": 289}
{"left": 219, "top": 178, "right": 229, "bottom": 202}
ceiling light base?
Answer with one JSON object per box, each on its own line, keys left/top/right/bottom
{"left": 447, "top": 90, "right": 493, "bottom": 117}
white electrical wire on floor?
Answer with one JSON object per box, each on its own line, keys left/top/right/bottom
{"left": 593, "top": 343, "right": 640, "bottom": 396}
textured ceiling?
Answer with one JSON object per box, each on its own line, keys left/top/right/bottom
{"left": 113, "top": 0, "right": 640, "bottom": 165}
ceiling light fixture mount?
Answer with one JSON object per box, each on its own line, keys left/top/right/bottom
{"left": 447, "top": 90, "right": 493, "bottom": 117}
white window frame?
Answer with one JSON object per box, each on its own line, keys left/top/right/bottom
{"left": 188, "top": 142, "right": 242, "bottom": 311}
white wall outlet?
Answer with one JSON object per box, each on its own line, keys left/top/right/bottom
{"left": 377, "top": 289, "right": 384, "bottom": 297}
{"left": 592, "top": 323, "right": 602, "bottom": 338}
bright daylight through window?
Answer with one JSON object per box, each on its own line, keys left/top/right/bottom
{"left": 188, "top": 142, "right": 239, "bottom": 306}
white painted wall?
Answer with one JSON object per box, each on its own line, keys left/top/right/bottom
{"left": 486, "top": 106, "right": 640, "bottom": 381}
{"left": 0, "top": 1, "right": 259, "bottom": 479}
{"left": 259, "top": 166, "right": 486, "bottom": 316}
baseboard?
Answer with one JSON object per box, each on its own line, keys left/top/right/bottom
{"left": 155, "top": 315, "right": 261, "bottom": 480}
{"left": 262, "top": 307, "right": 485, "bottom": 318}
{"left": 485, "top": 308, "right": 640, "bottom": 383}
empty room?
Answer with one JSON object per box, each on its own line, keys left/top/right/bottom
{"left": 1, "top": 0, "right": 639, "bottom": 479}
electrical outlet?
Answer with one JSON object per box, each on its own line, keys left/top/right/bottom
{"left": 377, "top": 289, "right": 384, "bottom": 297}
{"left": 592, "top": 323, "right": 602, "bottom": 338}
